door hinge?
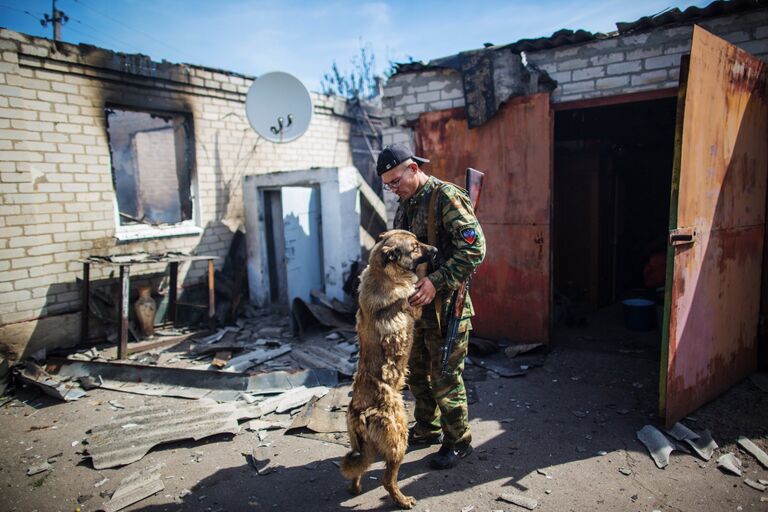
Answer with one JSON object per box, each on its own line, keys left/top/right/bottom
{"left": 669, "top": 227, "right": 696, "bottom": 246}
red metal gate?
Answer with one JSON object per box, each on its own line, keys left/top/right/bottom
{"left": 661, "top": 26, "right": 768, "bottom": 425}
{"left": 415, "top": 93, "right": 552, "bottom": 342}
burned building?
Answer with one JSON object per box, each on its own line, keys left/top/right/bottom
{"left": 379, "top": 0, "right": 768, "bottom": 424}
{"left": 0, "top": 28, "right": 385, "bottom": 360}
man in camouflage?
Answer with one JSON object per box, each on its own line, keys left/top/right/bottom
{"left": 376, "top": 143, "right": 486, "bottom": 470}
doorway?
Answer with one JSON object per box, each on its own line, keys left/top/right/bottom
{"left": 262, "top": 186, "right": 324, "bottom": 310}
{"left": 553, "top": 97, "right": 677, "bottom": 357}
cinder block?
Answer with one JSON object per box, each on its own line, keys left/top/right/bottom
{"left": 645, "top": 54, "right": 683, "bottom": 70}
{"left": 595, "top": 75, "right": 630, "bottom": 89}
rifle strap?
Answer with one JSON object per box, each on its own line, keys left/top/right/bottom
{"left": 427, "top": 182, "right": 442, "bottom": 332}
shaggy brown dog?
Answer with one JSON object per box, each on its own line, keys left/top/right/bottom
{"left": 341, "top": 230, "right": 437, "bottom": 509}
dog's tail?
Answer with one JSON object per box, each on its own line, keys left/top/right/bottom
{"left": 341, "top": 422, "right": 373, "bottom": 478}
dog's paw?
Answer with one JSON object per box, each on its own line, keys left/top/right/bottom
{"left": 348, "top": 482, "right": 362, "bottom": 495}
{"left": 396, "top": 495, "right": 417, "bottom": 509}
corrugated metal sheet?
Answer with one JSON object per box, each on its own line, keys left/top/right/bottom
{"left": 617, "top": 0, "right": 768, "bottom": 34}
{"left": 50, "top": 358, "right": 338, "bottom": 400}
{"left": 415, "top": 92, "right": 552, "bottom": 342}
{"left": 85, "top": 400, "right": 240, "bottom": 469}
{"left": 661, "top": 26, "right": 767, "bottom": 426}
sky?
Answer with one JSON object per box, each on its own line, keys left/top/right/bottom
{"left": 0, "top": 0, "right": 712, "bottom": 92}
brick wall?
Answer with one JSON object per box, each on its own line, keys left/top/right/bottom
{"left": 381, "top": 9, "right": 768, "bottom": 148}
{"left": 0, "top": 28, "right": 357, "bottom": 358}
{"left": 378, "top": 9, "right": 768, "bottom": 224}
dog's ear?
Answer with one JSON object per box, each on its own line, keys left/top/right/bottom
{"left": 378, "top": 230, "right": 392, "bottom": 241}
{"left": 380, "top": 245, "right": 401, "bottom": 265}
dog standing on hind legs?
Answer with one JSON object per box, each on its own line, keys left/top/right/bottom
{"left": 341, "top": 230, "right": 437, "bottom": 509}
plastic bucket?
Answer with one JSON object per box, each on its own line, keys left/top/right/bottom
{"left": 622, "top": 298, "right": 656, "bottom": 331}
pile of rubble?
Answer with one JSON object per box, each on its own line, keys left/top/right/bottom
{"left": 1, "top": 302, "right": 362, "bottom": 511}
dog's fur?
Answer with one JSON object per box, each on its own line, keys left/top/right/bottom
{"left": 341, "top": 230, "right": 437, "bottom": 509}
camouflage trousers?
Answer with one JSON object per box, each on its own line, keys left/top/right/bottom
{"left": 407, "top": 326, "right": 471, "bottom": 447}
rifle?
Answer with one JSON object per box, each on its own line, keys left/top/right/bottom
{"left": 440, "top": 167, "right": 485, "bottom": 375}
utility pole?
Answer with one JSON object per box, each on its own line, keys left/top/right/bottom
{"left": 40, "top": 0, "right": 68, "bottom": 41}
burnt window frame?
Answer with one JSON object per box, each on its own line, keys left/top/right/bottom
{"left": 104, "top": 104, "right": 201, "bottom": 241}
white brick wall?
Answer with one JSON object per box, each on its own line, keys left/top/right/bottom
{"left": 0, "top": 28, "right": 357, "bottom": 356}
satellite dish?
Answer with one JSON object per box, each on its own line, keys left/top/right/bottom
{"left": 245, "top": 71, "right": 313, "bottom": 143}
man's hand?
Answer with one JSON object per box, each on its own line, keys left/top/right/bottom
{"left": 410, "top": 277, "right": 436, "bottom": 306}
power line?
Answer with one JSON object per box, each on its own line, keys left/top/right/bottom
{"left": 69, "top": 0, "right": 198, "bottom": 62}
{"left": 0, "top": 4, "right": 45, "bottom": 22}
{"left": 69, "top": 17, "right": 144, "bottom": 53}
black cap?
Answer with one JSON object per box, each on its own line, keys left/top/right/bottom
{"left": 376, "top": 143, "right": 430, "bottom": 176}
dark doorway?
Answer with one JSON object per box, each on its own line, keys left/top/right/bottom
{"left": 553, "top": 97, "right": 677, "bottom": 353}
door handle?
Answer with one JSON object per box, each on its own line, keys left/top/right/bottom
{"left": 669, "top": 227, "right": 696, "bottom": 246}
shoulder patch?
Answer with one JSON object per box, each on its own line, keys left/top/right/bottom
{"left": 461, "top": 227, "right": 477, "bottom": 244}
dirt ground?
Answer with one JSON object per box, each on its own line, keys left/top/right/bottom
{"left": 1, "top": 309, "right": 767, "bottom": 512}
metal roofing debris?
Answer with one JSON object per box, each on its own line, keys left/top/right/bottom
{"left": 737, "top": 436, "right": 768, "bottom": 468}
{"left": 225, "top": 345, "right": 292, "bottom": 372}
{"left": 662, "top": 422, "right": 717, "bottom": 461}
{"left": 717, "top": 453, "right": 743, "bottom": 476}
{"left": 291, "top": 344, "right": 357, "bottom": 376}
{"left": 102, "top": 464, "right": 164, "bottom": 512}
{"left": 85, "top": 400, "right": 240, "bottom": 469}
{"left": 49, "top": 358, "right": 337, "bottom": 401}
{"left": 637, "top": 425, "right": 675, "bottom": 469}
{"left": 286, "top": 385, "right": 350, "bottom": 435}
{"left": 18, "top": 362, "right": 87, "bottom": 402}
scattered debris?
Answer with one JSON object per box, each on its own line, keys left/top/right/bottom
{"left": 17, "top": 362, "right": 86, "bottom": 402}
{"left": 291, "top": 345, "right": 357, "bottom": 376}
{"left": 286, "top": 385, "right": 350, "bottom": 441}
{"left": 619, "top": 467, "right": 632, "bottom": 476}
{"left": 504, "top": 343, "right": 543, "bottom": 359}
{"left": 536, "top": 469, "right": 552, "bottom": 479}
{"left": 26, "top": 461, "right": 52, "bottom": 476}
{"left": 737, "top": 436, "right": 768, "bottom": 469}
{"left": 51, "top": 359, "right": 337, "bottom": 401}
{"left": 744, "top": 479, "right": 767, "bottom": 492}
{"left": 637, "top": 425, "right": 675, "bottom": 469}
{"left": 468, "top": 336, "right": 498, "bottom": 356}
{"left": 85, "top": 400, "right": 241, "bottom": 469}
{"left": 716, "top": 453, "right": 743, "bottom": 476}
{"left": 291, "top": 297, "right": 355, "bottom": 339}
{"left": 663, "top": 422, "right": 717, "bottom": 461}
{"left": 499, "top": 492, "right": 538, "bottom": 510}
{"left": 211, "top": 351, "right": 232, "bottom": 368}
{"left": 95, "top": 477, "right": 109, "bottom": 488}
{"left": 225, "top": 345, "right": 292, "bottom": 372}
{"left": 249, "top": 446, "right": 276, "bottom": 475}
{"left": 102, "top": 465, "right": 164, "bottom": 512}
{"left": 475, "top": 359, "right": 527, "bottom": 378}
{"left": 108, "top": 400, "right": 125, "bottom": 409}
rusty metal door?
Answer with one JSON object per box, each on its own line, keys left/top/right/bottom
{"left": 415, "top": 93, "right": 552, "bottom": 342}
{"left": 661, "top": 26, "right": 768, "bottom": 426}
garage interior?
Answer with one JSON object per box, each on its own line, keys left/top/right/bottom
{"left": 552, "top": 96, "right": 678, "bottom": 358}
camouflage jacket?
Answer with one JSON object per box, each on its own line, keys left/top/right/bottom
{"left": 393, "top": 175, "right": 486, "bottom": 331}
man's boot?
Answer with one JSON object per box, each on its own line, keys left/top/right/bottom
{"left": 428, "top": 441, "right": 473, "bottom": 469}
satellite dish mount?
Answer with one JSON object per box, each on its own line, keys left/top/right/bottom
{"left": 245, "top": 72, "right": 312, "bottom": 143}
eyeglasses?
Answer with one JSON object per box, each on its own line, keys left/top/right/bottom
{"left": 383, "top": 165, "right": 413, "bottom": 191}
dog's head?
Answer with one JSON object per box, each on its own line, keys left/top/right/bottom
{"left": 371, "top": 230, "right": 438, "bottom": 276}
